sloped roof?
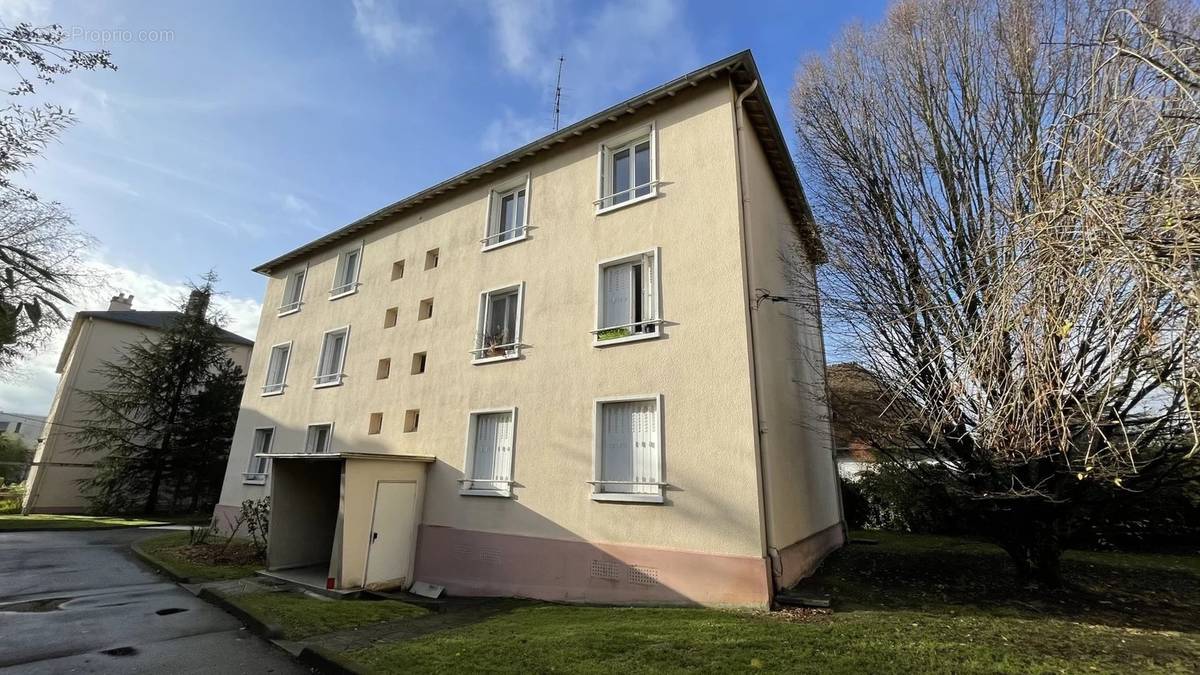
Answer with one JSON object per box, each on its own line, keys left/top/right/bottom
{"left": 56, "top": 310, "right": 254, "bottom": 373}
{"left": 254, "top": 49, "right": 822, "bottom": 276}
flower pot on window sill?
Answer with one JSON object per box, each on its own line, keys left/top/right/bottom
{"left": 596, "top": 327, "right": 633, "bottom": 341}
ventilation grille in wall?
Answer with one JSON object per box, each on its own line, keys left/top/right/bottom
{"left": 590, "top": 559, "right": 622, "bottom": 581}
{"left": 628, "top": 565, "right": 660, "bottom": 586}
{"left": 453, "top": 544, "right": 503, "bottom": 566}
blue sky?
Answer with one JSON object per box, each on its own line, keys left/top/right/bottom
{"left": 0, "top": 0, "right": 888, "bottom": 413}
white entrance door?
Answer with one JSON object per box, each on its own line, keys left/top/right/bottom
{"left": 364, "top": 481, "right": 418, "bottom": 590}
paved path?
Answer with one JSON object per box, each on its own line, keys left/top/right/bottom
{"left": 0, "top": 527, "right": 308, "bottom": 674}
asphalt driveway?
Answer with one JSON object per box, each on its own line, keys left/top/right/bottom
{"left": 0, "top": 527, "right": 307, "bottom": 673}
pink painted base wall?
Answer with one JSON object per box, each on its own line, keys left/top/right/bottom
{"left": 773, "top": 522, "right": 845, "bottom": 589}
{"left": 414, "top": 525, "right": 773, "bottom": 608}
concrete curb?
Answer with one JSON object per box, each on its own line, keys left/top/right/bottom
{"left": 298, "top": 646, "right": 366, "bottom": 675}
{"left": 0, "top": 523, "right": 167, "bottom": 533}
{"left": 129, "top": 539, "right": 195, "bottom": 583}
{"left": 196, "top": 587, "right": 283, "bottom": 639}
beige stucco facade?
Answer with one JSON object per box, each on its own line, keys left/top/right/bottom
{"left": 23, "top": 314, "right": 252, "bottom": 513}
{"left": 216, "top": 54, "right": 842, "bottom": 607}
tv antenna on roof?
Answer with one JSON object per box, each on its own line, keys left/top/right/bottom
{"left": 552, "top": 54, "right": 565, "bottom": 131}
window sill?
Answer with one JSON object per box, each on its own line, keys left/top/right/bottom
{"left": 593, "top": 331, "right": 660, "bottom": 348}
{"left": 595, "top": 190, "right": 658, "bottom": 215}
{"left": 242, "top": 475, "right": 267, "bottom": 486}
{"left": 260, "top": 388, "right": 285, "bottom": 397}
{"left": 459, "top": 489, "right": 513, "bottom": 498}
{"left": 313, "top": 378, "right": 344, "bottom": 389}
{"left": 277, "top": 306, "right": 301, "bottom": 317}
{"left": 328, "top": 288, "right": 358, "bottom": 301}
{"left": 481, "top": 232, "right": 528, "bottom": 252}
{"left": 472, "top": 352, "right": 520, "bottom": 365}
{"left": 590, "top": 492, "right": 664, "bottom": 504}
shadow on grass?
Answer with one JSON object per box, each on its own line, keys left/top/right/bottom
{"left": 809, "top": 531, "right": 1200, "bottom": 633}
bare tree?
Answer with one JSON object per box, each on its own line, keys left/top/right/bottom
{"left": 0, "top": 21, "right": 115, "bottom": 372}
{"left": 792, "top": 0, "right": 1199, "bottom": 586}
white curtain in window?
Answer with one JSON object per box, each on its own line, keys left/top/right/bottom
{"left": 600, "top": 400, "right": 659, "bottom": 494}
{"left": 470, "top": 412, "right": 514, "bottom": 485}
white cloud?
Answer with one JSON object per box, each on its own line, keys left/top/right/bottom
{"left": 351, "top": 0, "right": 430, "bottom": 57}
{"left": 480, "top": 107, "right": 549, "bottom": 154}
{"left": 0, "top": 259, "right": 262, "bottom": 416}
{"left": 486, "top": 0, "right": 558, "bottom": 77}
{"left": 0, "top": 0, "right": 52, "bottom": 25}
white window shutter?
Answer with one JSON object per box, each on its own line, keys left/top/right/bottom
{"left": 603, "top": 263, "right": 632, "bottom": 328}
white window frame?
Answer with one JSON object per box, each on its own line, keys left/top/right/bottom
{"left": 595, "top": 122, "right": 659, "bottom": 214}
{"left": 471, "top": 282, "right": 525, "bottom": 364}
{"left": 305, "top": 422, "right": 334, "bottom": 454}
{"left": 313, "top": 326, "right": 350, "bottom": 387}
{"left": 261, "top": 341, "right": 293, "bottom": 396}
{"left": 278, "top": 266, "right": 308, "bottom": 316}
{"left": 592, "top": 247, "right": 664, "bottom": 347}
{"left": 481, "top": 174, "right": 531, "bottom": 251}
{"left": 459, "top": 407, "right": 518, "bottom": 497}
{"left": 243, "top": 426, "right": 275, "bottom": 485}
{"left": 591, "top": 394, "right": 665, "bottom": 504}
{"left": 329, "top": 243, "right": 364, "bottom": 299}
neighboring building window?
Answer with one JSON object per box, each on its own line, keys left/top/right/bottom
{"left": 597, "top": 124, "right": 656, "bottom": 211}
{"left": 314, "top": 327, "right": 350, "bottom": 387}
{"left": 472, "top": 284, "right": 523, "bottom": 362}
{"left": 279, "top": 268, "right": 306, "bottom": 315}
{"left": 262, "top": 343, "right": 292, "bottom": 395}
{"left": 330, "top": 246, "right": 362, "bottom": 298}
{"left": 593, "top": 396, "right": 663, "bottom": 503}
{"left": 482, "top": 176, "right": 529, "bottom": 250}
{"left": 411, "top": 352, "right": 427, "bottom": 374}
{"left": 403, "top": 409, "right": 420, "bottom": 433}
{"left": 418, "top": 298, "right": 434, "bottom": 321}
{"left": 391, "top": 259, "right": 405, "bottom": 280}
{"left": 244, "top": 427, "right": 274, "bottom": 484}
{"left": 424, "top": 248, "right": 439, "bottom": 270}
{"left": 368, "top": 412, "right": 383, "bottom": 435}
{"left": 306, "top": 423, "right": 332, "bottom": 453}
{"left": 461, "top": 409, "right": 516, "bottom": 497}
{"left": 594, "top": 249, "right": 660, "bottom": 345}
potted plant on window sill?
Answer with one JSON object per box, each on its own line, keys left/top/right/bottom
{"left": 482, "top": 334, "right": 509, "bottom": 358}
{"left": 596, "top": 327, "right": 633, "bottom": 341}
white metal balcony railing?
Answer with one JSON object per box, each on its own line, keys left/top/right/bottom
{"left": 480, "top": 225, "right": 528, "bottom": 246}
{"left": 313, "top": 372, "right": 343, "bottom": 386}
{"left": 329, "top": 281, "right": 359, "bottom": 298}
{"left": 590, "top": 319, "right": 664, "bottom": 338}
{"left": 261, "top": 382, "right": 285, "bottom": 395}
{"left": 277, "top": 299, "right": 302, "bottom": 314}
{"left": 594, "top": 181, "right": 662, "bottom": 209}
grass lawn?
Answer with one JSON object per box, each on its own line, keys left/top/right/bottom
{"left": 0, "top": 513, "right": 165, "bottom": 531}
{"left": 341, "top": 531, "right": 1200, "bottom": 674}
{"left": 228, "top": 591, "right": 427, "bottom": 639}
{"left": 135, "top": 531, "right": 263, "bottom": 581}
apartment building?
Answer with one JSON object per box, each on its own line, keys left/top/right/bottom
{"left": 23, "top": 293, "right": 253, "bottom": 513}
{"left": 215, "top": 50, "right": 842, "bottom": 607}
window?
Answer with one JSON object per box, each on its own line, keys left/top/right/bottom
{"left": 482, "top": 176, "right": 530, "bottom": 250}
{"left": 376, "top": 358, "right": 391, "bottom": 379}
{"left": 593, "top": 396, "right": 664, "bottom": 503}
{"left": 424, "top": 248, "right": 439, "bottom": 270}
{"left": 306, "top": 423, "right": 333, "bottom": 453}
{"left": 244, "top": 427, "right": 274, "bottom": 484}
{"left": 472, "top": 284, "right": 523, "bottom": 362}
{"left": 403, "top": 409, "right": 420, "bottom": 433}
{"left": 391, "top": 260, "right": 405, "bottom": 280}
{"left": 595, "top": 249, "right": 661, "bottom": 345}
{"left": 368, "top": 412, "right": 383, "bottom": 435}
{"left": 418, "top": 298, "right": 434, "bottom": 321}
{"left": 411, "top": 352, "right": 427, "bottom": 374}
{"left": 597, "top": 124, "right": 657, "bottom": 212}
{"left": 262, "top": 342, "right": 292, "bottom": 395}
{"left": 330, "top": 246, "right": 362, "bottom": 298}
{"left": 383, "top": 307, "right": 398, "bottom": 328}
{"left": 461, "top": 409, "right": 516, "bottom": 497}
{"left": 279, "top": 268, "right": 306, "bottom": 315}
{"left": 314, "top": 327, "right": 350, "bottom": 387}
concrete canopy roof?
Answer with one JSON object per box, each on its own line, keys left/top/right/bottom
{"left": 254, "top": 50, "right": 822, "bottom": 276}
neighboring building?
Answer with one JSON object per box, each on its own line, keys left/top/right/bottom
{"left": 828, "top": 362, "right": 928, "bottom": 479}
{"left": 215, "top": 51, "right": 842, "bottom": 608}
{"left": 0, "top": 412, "right": 45, "bottom": 483}
{"left": 22, "top": 293, "right": 253, "bottom": 514}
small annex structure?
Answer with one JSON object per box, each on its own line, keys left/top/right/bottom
{"left": 22, "top": 293, "right": 254, "bottom": 514}
{"left": 215, "top": 50, "right": 844, "bottom": 607}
